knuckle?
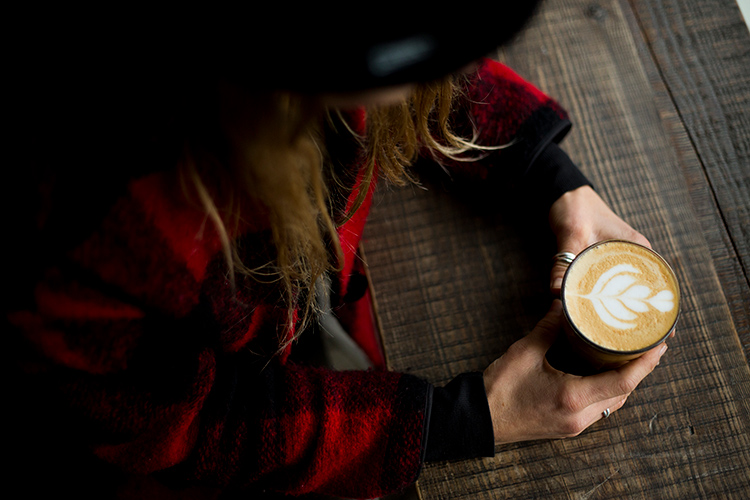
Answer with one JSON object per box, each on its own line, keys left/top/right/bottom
{"left": 618, "top": 375, "right": 639, "bottom": 395}
{"left": 557, "top": 388, "right": 584, "bottom": 413}
{"left": 506, "top": 340, "right": 532, "bottom": 360}
{"left": 565, "top": 220, "right": 588, "bottom": 239}
{"left": 561, "top": 417, "right": 587, "bottom": 437}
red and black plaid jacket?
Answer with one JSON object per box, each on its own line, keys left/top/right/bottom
{"left": 7, "top": 58, "right": 587, "bottom": 499}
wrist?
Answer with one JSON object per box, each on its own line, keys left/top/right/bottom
{"left": 527, "top": 143, "right": 592, "bottom": 213}
{"left": 548, "top": 185, "right": 596, "bottom": 233}
{"left": 550, "top": 184, "right": 596, "bottom": 210}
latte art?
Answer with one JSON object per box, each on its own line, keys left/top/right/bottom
{"left": 573, "top": 263, "right": 676, "bottom": 330}
{"left": 562, "top": 240, "right": 680, "bottom": 352}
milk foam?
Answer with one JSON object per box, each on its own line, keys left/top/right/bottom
{"left": 563, "top": 241, "right": 679, "bottom": 352}
{"left": 573, "top": 263, "right": 675, "bottom": 330}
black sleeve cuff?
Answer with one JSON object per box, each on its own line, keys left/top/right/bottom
{"left": 521, "top": 142, "right": 593, "bottom": 212}
{"left": 423, "top": 372, "right": 495, "bottom": 463}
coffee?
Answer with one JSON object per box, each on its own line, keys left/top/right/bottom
{"left": 557, "top": 240, "right": 679, "bottom": 372}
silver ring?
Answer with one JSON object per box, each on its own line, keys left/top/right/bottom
{"left": 553, "top": 252, "right": 576, "bottom": 266}
{"left": 602, "top": 408, "right": 611, "bottom": 419}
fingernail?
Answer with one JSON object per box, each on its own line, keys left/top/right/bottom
{"left": 552, "top": 278, "right": 562, "bottom": 290}
{"left": 659, "top": 344, "right": 668, "bottom": 356}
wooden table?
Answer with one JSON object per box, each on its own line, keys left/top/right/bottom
{"left": 362, "top": 0, "right": 750, "bottom": 498}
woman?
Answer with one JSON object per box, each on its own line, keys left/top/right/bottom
{"left": 7, "top": 4, "right": 667, "bottom": 499}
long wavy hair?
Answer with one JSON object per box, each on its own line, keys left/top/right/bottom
{"left": 178, "top": 72, "right": 491, "bottom": 349}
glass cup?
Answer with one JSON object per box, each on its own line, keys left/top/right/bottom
{"left": 547, "top": 240, "right": 680, "bottom": 375}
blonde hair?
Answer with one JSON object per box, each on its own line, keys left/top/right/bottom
{"left": 179, "top": 73, "right": 491, "bottom": 351}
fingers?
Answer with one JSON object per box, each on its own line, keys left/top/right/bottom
{"left": 598, "top": 394, "right": 627, "bottom": 419}
{"left": 487, "top": 299, "right": 667, "bottom": 443}
{"left": 524, "top": 300, "right": 564, "bottom": 352}
{"left": 553, "top": 391, "right": 630, "bottom": 439}
{"left": 634, "top": 234, "right": 653, "bottom": 249}
{"left": 580, "top": 343, "right": 668, "bottom": 404}
{"left": 575, "top": 395, "right": 628, "bottom": 433}
{"left": 553, "top": 341, "right": 668, "bottom": 437}
{"left": 571, "top": 384, "right": 632, "bottom": 436}
{"left": 550, "top": 261, "right": 570, "bottom": 294}
{"left": 550, "top": 244, "right": 586, "bottom": 293}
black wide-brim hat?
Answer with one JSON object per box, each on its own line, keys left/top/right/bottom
{"left": 221, "top": 2, "right": 543, "bottom": 93}
{"left": 15, "top": 2, "right": 542, "bottom": 95}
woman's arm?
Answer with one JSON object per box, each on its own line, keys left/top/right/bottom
{"left": 8, "top": 170, "right": 432, "bottom": 499}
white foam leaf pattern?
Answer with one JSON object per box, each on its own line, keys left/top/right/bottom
{"left": 576, "top": 263, "right": 675, "bottom": 330}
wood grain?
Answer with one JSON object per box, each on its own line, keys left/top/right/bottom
{"left": 626, "top": 0, "right": 750, "bottom": 365}
{"left": 363, "top": 0, "right": 750, "bottom": 498}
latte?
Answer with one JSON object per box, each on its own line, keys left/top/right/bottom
{"left": 562, "top": 240, "right": 679, "bottom": 354}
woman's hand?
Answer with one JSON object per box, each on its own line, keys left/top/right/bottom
{"left": 548, "top": 185, "right": 650, "bottom": 294}
{"left": 483, "top": 300, "right": 667, "bottom": 444}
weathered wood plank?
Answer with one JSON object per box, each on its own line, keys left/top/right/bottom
{"left": 363, "top": 0, "right": 750, "bottom": 498}
{"left": 626, "top": 0, "right": 750, "bottom": 366}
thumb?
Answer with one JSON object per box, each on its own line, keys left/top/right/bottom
{"left": 526, "top": 300, "right": 564, "bottom": 351}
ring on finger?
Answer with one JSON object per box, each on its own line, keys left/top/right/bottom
{"left": 553, "top": 252, "right": 576, "bottom": 266}
{"left": 602, "top": 408, "right": 611, "bottom": 419}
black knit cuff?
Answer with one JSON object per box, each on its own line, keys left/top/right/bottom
{"left": 522, "top": 142, "right": 592, "bottom": 211}
{"left": 423, "top": 372, "right": 495, "bottom": 463}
